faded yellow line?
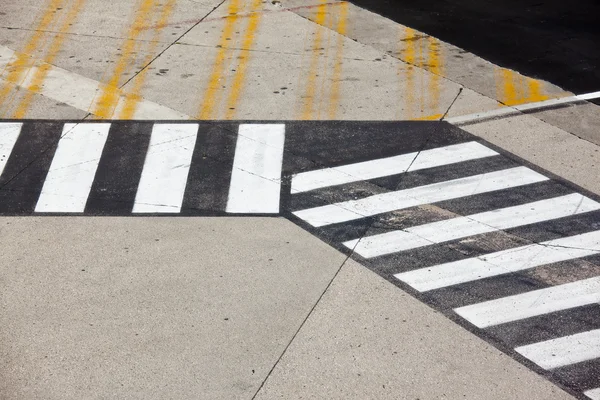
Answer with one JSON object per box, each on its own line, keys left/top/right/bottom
{"left": 327, "top": 1, "right": 348, "bottom": 119}
{"left": 92, "top": 0, "right": 157, "bottom": 119}
{"left": 198, "top": 0, "right": 243, "bottom": 119}
{"left": 12, "top": 0, "right": 86, "bottom": 118}
{"left": 117, "top": 0, "right": 176, "bottom": 119}
{"left": 402, "top": 27, "right": 416, "bottom": 119}
{"left": 224, "top": 0, "right": 263, "bottom": 120}
{"left": 0, "top": 0, "right": 65, "bottom": 110}
{"left": 299, "top": 0, "right": 328, "bottom": 120}
{"left": 426, "top": 36, "right": 442, "bottom": 118}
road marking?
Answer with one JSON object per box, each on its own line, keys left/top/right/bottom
{"left": 133, "top": 123, "right": 198, "bottom": 213}
{"left": 226, "top": 124, "right": 285, "bottom": 213}
{"left": 515, "top": 329, "right": 600, "bottom": 370}
{"left": 396, "top": 230, "right": 600, "bottom": 292}
{"left": 291, "top": 141, "right": 497, "bottom": 193}
{"left": 445, "top": 90, "right": 600, "bottom": 125}
{"left": 13, "top": 0, "right": 86, "bottom": 119}
{"left": 455, "top": 277, "right": 600, "bottom": 329}
{"left": 585, "top": 388, "right": 600, "bottom": 400}
{"left": 294, "top": 166, "right": 548, "bottom": 227}
{"left": 0, "top": 45, "right": 189, "bottom": 119}
{"left": 0, "top": 122, "right": 22, "bottom": 177}
{"left": 345, "top": 193, "right": 600, "bottom": 258}
{"left": 35, "top": 123, "right": 110, "bottom": 213}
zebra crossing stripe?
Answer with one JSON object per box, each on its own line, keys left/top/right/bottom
{"left": 0, "top": 122, "right": 21, "bottom": 178}
{"left": 454, "top": 277, "right": 600, "bottom": 328}
{"left": 345, "top": 193, "right": 600, "bottom": 258}
{"left": 226, "top": 124, "right": 285, "bottom": 214}
{"left": 585, "top": 388, "right": 600, "bottom": 400}
{"left": 35, "top": 123, "right": 110, "bottom": 213}
{"left": 132, "top": 124, "right": 198, "bottom": 213}
{"left": 291, "top": 141, "right": 498, "bottom": 193}
{"left": 515, "top": 329, "right": 600, "bottom": 370}
{"left": 293, "top": 166, "right": 548, "bottom": 227}
{"left": 395, "top": 230, "right": 600, "bottom": 292}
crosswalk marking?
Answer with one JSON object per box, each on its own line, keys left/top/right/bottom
{"left": 0, "top": 122, "right": 21, "bottom": 178}
{"left": 293, "top": 166, "right": 548, "bottom": 227}
{"left": 35, "top": 123, "right": 110, "bottom": 213}
{"left": 396, "top": 230, "right": 600, "bottom": 292}
{"left": 585, "top": 388, "right": 600, "bottom": 400}
{"left": 454, "top": 277, "right": 600, "bottom": 328}
{"left": 345, "top": 193, "right": 600, "bottom": 258}
{"left": 132, "top": 124, "right": 198, "bottom": 213}
{"left": 226, "top": 124, "right": 285, "bottom": 214}
{"left": 291, "top": 141, "right": 498, "bottom": 193}
{"left": 515, "top": 329, "right": 600, "bottom": 370}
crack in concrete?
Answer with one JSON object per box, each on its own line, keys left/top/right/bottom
{"left": 0, "top": 25, "right": 172, "bottom": 44}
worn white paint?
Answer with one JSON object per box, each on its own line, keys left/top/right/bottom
{"left": 455, "top": 277, "right": 600, "bottom": 328}
{"left": 133, "top": 124, "right": 198, "bottom": 213}
{"left": 226, "top": 124, "right": 285, "bottom": 214}
{"left": 585, "top": 388, "right": 600, "bottom": 400}
{"left": 396, "top": 230, "right": 600, "bottom": 292}
{"left": 515, "top": 329, "right": 600, "bottom": 370}
{"left": 291, "top": 141, "right": 497, "bottom": 193}
{"left": 0, "top": 122, "right": 22, "bottom": 178}
{"left": 35, "top": 123, "right": 110, "bottom": 213}
{"left": 293, "top": 166, "right": 548, "bottom": 227}
{"left": 345, "top": 193, "right": 600, "bottom": 258}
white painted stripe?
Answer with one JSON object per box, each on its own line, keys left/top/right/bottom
{"left": 515, "top": 329, "right": 600, "bottom": 370}
{"left": 133, "top": 124, "right": 198, "bottom": 213}
{"left": 294, "top": 167, "right": 547, "bottom": 227}
{"left": 226, "top": 124, "right": 285, "bottom": 214}
{"left": 445, "top": 91, "right": 600, "bottom": 125}
{"left": 396, "top": 230, "right": 600, "bottom": 292}
{"left": 35, "top": 123, "right": 110, "bottom": 213}
{"left": 291, "top": 141, "right": 498, "bottom": 193}
{"left": 585, "top": 388, "right": 600, "bottom": 400}
{"left": 0, "top": 122, "right": 22, "bottom": 178}
{"left": 0, "top": 45, "right": 189, "bottom": 119}
{"left": 346, "top": 193, "right": 600, "bottom": 258}
{"left": 455, "top": 277, "right": 600, "bottom": 328}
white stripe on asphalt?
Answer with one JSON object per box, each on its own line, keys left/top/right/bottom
{"left": 344, "top": 193, "right": 600, "bottom": 258}
{"left": 294, "top": 166, "right": 547, "bottom": 227}
{"left": 35, "top": 123, "right": 110, "bottom": 213}
{"left": 291, "top": 141, "right": 498, "bottom": 193}
{"left": 515, "top": 329, "right": 600, "bottom": 370}
{"left": 585, "top": 388, "right": 600, "bottom": 400}
{"left": 226, "top": 124, "right": 285, "bottom": 214}
{"left": 0, "top": 45, "right": 189, "bottom": 119}
{"left": 133, "top": 124, "right": 198, "bottom": 213}
{"left": 445, "top": 90, "right": 600, "bottom": 125}
{"left": 455, "top": 277, "right": 600, "bottom": 328}
{"left": 0, "top": 122, "right": 22, "bottom": 178}
{"left": 396, "top": 230, "right": 600, "bottom": 292}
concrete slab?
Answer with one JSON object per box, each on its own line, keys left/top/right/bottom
{"left": 532, "top": 102, "right": 600, "bottom": 147}
{"left": 254, "top": 259, "right": 574, "bottom": 400}
{"left": 0, "top": 217, "right": 345, "bottom": 399}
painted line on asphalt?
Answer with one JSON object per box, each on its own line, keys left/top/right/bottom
{"left": 291, "top": 141, "right": 498, "bottom": 193}
{"left": 133, "top": 123, "right": 198, "bottom": 213}
{"left": 226, "top": 123, "right": 285, "bottom": 213}
{"left": 293, "top": 166, "right": 548, "bottom": 227}
{"left": 396, "top": 230, "right": 600, "bottom": 292}
{"left": 35, "top": 123, "right": 110, "bottom": 213}
{"left": 345, "top": 193, "right": 600, "bottom": 258}
{"left": 455, "top": 277, "right": 600, "bottom": 329}
{"left": 445, "top": 90, "right": 600, "bottom": 125}
{"left": 0, "top": 122, "right": 22, "bottom": 177}
{"left": 585, "top": 388, "right": 600, "bottom": 400}
{"left": 515, "top": 329, "right": 600, "bottom": 370}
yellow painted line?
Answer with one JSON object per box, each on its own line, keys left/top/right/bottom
{"left": 117, "top": 0, "right": 176, "bottom": 119}
{"left": 414, "top": 113, "right": 443, "bottom": 121}
{"left": 327, "top": 1, "right": 348, "bottom": 119}
{"left": 197, "top": 0, "right": 243, "bottom": 119}
{"left": 299, "top": 0, "right": 328, "bottom": 120}
{"left": 92, "top": 0, "right": 157, "bottom": 119}
{"left": 224, "top": 0, "right": 263, "bottom": 120}
{"left": 0, "top": 0, "right": 65, "bottom": 110}
{"left": 426, "top": 36, "right": 442, "bottom": 118}
{"left": 527, "top": 76, "right": 549, "bottom": 103}
{"left": 12, "top": 0, "right": 86, "bottom": 118}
